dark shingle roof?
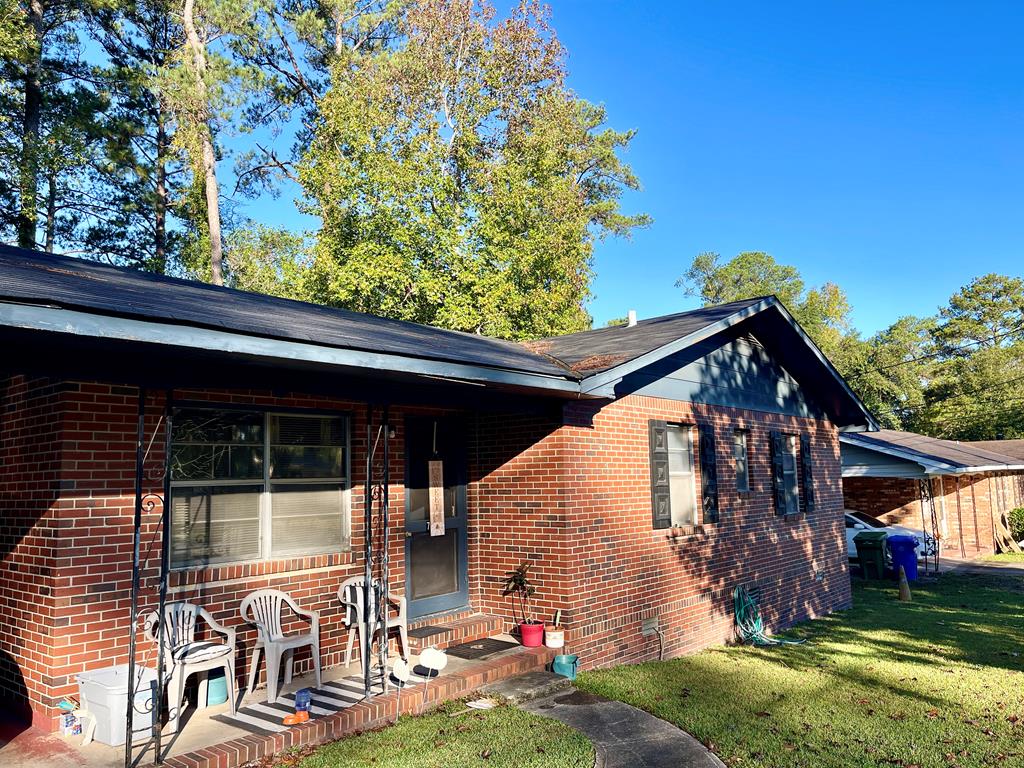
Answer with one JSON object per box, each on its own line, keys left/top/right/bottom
{"left": 528, "top": 298, "right": 766, "bottom": 374}
{"left": 0, "top": 245, "right": 573, "bottom": 378}
{"left": 964, "top": 440, "right": 1024, "bottom": 462}
{"left": 842, "top": 429, "right": 1024, "bottom": 472}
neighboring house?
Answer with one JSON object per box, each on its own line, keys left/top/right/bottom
{"left": 841, "top": 430, "right": 1024, "bottom": 558}
{"left": 0, "top": 246, "right": 875, "bottom": 731}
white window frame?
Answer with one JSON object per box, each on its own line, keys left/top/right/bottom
{"left": 781, "top": 434, "right": 799, "bottom": 515}
{"left": 170, "top": 408, "right": 351, "bottom": 569}
{"left": 667, "top": 424, "right": 698, "bottom": 527}
{"left": 733, "top": 429, "right": 749, "bottom": 493}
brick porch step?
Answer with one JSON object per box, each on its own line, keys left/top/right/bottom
{"left": 162, "top": 645, "right": 555, "bottom": 768}
{"left": 407, "top": 612, "right": 506, "bottom": 653}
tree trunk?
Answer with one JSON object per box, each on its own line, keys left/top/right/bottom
{"left": 183, "top": 0, "right": 224, "bottom": 286}
{"left": 154, "top": 104, "right": 168, "bottom": 273}
{"left": 17, "top": 0, "right": 45, "bottom": 249}
{"left": 44, "top": 171, "right": 56, "bottom": 252}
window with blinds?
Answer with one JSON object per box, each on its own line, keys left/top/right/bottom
{"left": 170, "top": 409, "right": 349, "bottom": 568}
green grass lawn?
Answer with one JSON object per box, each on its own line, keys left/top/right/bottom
{"left": 288, "top": 700, "right": 593, "bottom": 768}
{"left": 578, "top": 574, "right": 1024, "bottom": 768}
{"left": 982, "top": 552, "right": 1024, "bottom": 563}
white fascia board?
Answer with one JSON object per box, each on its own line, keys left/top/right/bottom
{"left": 0, "top": 302, "right": 585, "bottom": 396}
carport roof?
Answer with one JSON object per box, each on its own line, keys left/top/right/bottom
{"left": 964, "top": 439, "right": 1024, "bottom": 463}
{"left": 840, "top": 429, "right": 1024, "bottom": 477}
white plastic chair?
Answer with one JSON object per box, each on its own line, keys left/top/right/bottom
{"left": 144, "top": 602, "right": 237, "bottom": 733}
{"left": 239, "top": 589, "right": 321, "bottom": 703}
{"left": 337, "top": 576, "right": 409, "bottom": 673}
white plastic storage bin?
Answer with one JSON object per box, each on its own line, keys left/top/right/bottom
{"left": 76, "top": 665, "right": 159, "bottom": 746}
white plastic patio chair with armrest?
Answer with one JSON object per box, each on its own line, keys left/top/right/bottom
{"left": 144, "top": 601, "right": 237, "bottom": 733}
{"left": 239, "top": 589, "right": 321, "bottom": 704}
{"left": 337, "top": 576, "right": 410, "bottom": 673}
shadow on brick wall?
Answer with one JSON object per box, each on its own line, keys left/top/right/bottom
{"left": 0, "top": 649, "right": 31, "bottom": 739}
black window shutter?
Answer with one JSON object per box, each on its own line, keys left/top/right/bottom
{"left": 649, "top": 420, "right": 672, "bottom": 529}
{"left": 770, "top": 430, "right": 787, "bottom": 515}
{"left": 800, "top": 433, "right": 815, "bottom": 513}
{"left": 699, "top": 425, "right": 719, "bottom": 523}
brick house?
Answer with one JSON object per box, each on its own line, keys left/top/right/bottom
{"left": 840, "top": 430, "right": 1024, "bottom": 558}
{"left": 0, "top": 246, "right": 876, "bottom": 733}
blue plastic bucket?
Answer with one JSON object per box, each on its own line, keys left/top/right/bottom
{"left": 552, "top": 654, "right": 579, "bottom": 681}
{"left": 206, "top": 669, "right": 228, "bottom": 706}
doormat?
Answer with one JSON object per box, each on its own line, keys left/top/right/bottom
{"left": 408, "top": 624, "right": 452, "bottom": 639}
{"left": 445, "top": 638, "right": 518, "bottom": 660}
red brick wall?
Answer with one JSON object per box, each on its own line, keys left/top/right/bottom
{"left": 842, "top": 476, "right": 924, "bottom": 527}
{"left": 4, "top": 381, "right": 455, "bottom": 731}
{"left": 469, "top": 395, "right": 851, "bottom": 670}
{"left": 2, "top": 377, "right": 855, "bottom": 728}
{"left": 0, "top": 377, "right": 65, "bottom": 724}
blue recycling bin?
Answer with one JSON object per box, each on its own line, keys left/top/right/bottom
{"left": 887, "top": 534, "right": 918, "bottom": 581}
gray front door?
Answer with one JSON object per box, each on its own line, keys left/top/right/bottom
{"left": 404, "top": 417, "right": 469, "bottom": 619}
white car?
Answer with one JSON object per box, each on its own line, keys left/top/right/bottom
{"left": 844, "top": 510, "right": 938, "bottom": 561}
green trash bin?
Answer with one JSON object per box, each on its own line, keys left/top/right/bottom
{"left": 854, "top": 530, "right": 888, "bottom": 580}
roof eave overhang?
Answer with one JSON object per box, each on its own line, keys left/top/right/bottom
{"left": 579, "top": 297, "right": 879, "bottom": 431}
{"left": 0, "top": 302, "right": 592, "bottom": 399}
{"left": 839, "top": 434, "right": 1024, "bottom": 476}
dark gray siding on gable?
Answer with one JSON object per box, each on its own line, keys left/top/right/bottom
{"left": 613, "top": 327, "right": 826, "bottom": 419}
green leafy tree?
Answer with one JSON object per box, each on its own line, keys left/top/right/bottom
{"left": 0, "top": 0, "right": 31, "bottom": 62}
{"left": 934, "top": 273, "right": 1024, "bottom": 352}
{"left": 844, "top": 316, "right": 935, "bottom": 429}
{"left": 86, "top": 0, "right": 186, "bottom": 272}
{"left": 0, "top": 0, "right": 100, "bottom": 249}
{"left": 678, "top": 251, "right": 853, "bottom": 367}
{"left": 917, "top": 342, "right": 1024, "bottom": 440}
{"left": 300, "top": 0, "right": 649, "bottom": 339}
{"left": 225, "top": 224, "right": 309, "bottom": 298}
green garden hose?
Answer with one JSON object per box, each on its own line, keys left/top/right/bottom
{"left": 733, "top": 585, "right": 805, "bottom": 647}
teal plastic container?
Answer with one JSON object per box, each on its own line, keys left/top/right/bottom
{"left": 552, "top": 654, "right": 579, "bottom": 681}
{"left": 206, "top": 669, "right": 228, "bottom": 706}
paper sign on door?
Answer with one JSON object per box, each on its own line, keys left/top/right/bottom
{"left": 428, "top": 460, "right": 445, "bottom": 536}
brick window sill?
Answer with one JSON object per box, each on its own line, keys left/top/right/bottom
{"left": 781, "top": 512, "right": 806, "bottom": 523}
{"left": 169, "top": 550, "right": 355, "bottom": 587}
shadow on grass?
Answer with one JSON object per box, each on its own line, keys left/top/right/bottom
{"left": 577, "top": 573, "right": 1024, "bottom": 768}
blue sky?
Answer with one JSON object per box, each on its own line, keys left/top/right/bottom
{"left": 241, "top": 1, "right": 1024, "bottom": 337}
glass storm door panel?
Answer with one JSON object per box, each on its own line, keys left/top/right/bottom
{"left": 404, "top": 417, "right": 469, "bottom": 619}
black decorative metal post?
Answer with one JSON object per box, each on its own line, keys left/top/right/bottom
{"left": 153, "top": 393, "right": 173, "bottom": 763}
{"left": 377, "top": 405, "right": 390, "bottom": 693}
{"left": 363, "top": 404, "right": 374, "bottom": 699}
{"left": 125, "top": 387, "right": 146, "bottom": 768}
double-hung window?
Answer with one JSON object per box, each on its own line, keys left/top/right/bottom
{"left": 733, "top": 430, "right": 749, "bottom": 493}
{"left": 170, "top": 408, "right": 350, "bottom": 568}
{"left": 667, "top": 425, "right": 698, "bottom": 527}
{"left": 781, "top": 434, "right": 799, "bottom": 514}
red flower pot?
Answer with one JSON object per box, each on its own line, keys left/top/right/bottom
{"left": 519, "top": 622, "right": 545, "bottom": 647}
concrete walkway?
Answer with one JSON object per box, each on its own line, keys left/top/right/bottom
{"left": 523, "top": 689, "right": 725, "bottom": 768}
{"left": 939, "top": 556, "right": 1024, "bottom": 576}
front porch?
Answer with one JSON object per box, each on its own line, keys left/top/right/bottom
{"left": 1, "top": 634, "right": 553, "bottom": 768}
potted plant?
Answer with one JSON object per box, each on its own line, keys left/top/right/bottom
{"left": 501, "top": 561, "right": 544, "bottom": 647}
{"left": 545, "top": 609, "right": 565, "bottom": 649}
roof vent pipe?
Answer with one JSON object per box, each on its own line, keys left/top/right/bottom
{"left": 627, "top": 309, "right": 637, "bottom": 327}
